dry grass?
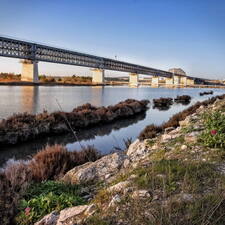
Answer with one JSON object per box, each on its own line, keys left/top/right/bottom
{"left": 30, "top": 144, "right": 100, "bottom": 181}
{"left": 0, "top": 160, "right": 32, "bottom": 225}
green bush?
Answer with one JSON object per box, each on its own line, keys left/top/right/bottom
{"left": 15, "top": 181, "right": 85, "bottom": 225}
{"left": 200, "top": 111, "right": 225, "bottom": 148}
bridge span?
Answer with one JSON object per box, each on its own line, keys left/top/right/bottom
{"left": 0, "top": 36, "right": 195, "bottom": 86}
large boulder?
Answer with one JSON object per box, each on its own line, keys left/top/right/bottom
{"left": 62, "top": 152, "right": 126, "bottom": 185}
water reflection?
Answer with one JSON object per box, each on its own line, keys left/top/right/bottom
{"left": 0, "top": 86, "right": 224, "bottom": 166}
{"left": 153, "top": 100, "right": 191, "bottom": 111}
{"left": 153, "top": 105, "right": 172, "bottom": 111}
{"left": 0, "top": 111, "right": 146, "bottom": 166}
{"left": 90, "top": 86, "right": 105, "bottom": 106}
{"left": 21, "top": 86, "right": 39, "bottom": 114}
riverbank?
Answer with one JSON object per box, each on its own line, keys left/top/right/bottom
{"left": 1, "top": 94, "right": 225, "bottom": 224}
{"left": 1, "top": 81, "right": 225, "bottom": 89}
{"left": 0, "top": 99, "right": 149, "bottom": 146}
{"left": 0, "top": 81, "right": 106, "bottom": 86}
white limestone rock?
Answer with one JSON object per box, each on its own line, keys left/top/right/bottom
{"left": 125, "top": 139, "right": 150, "bottom": 164}
{"left": 63, "top": 152, "right": 126, "bottom": 185}
{"left": 107, "top": 181, "right": 130, "bottom": 193}
{"left": 56, "top": 204, "right": 96, "bottom": 225}
{"left": 34, "top": 211, "right": 59, "bottom": 225}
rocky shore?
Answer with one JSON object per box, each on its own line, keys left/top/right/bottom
{"left": 24, "top": 93, "right": 225, "bottom": 225}
{"left": 0, "top": 99, "right": 149, "bottom": 146}
{"left": 2, "top": 94, "right": 225, "bottom": 225}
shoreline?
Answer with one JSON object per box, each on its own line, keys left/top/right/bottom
{"left": 0, "top": 99, "right": 149, "bottom": 146}
{"left": 2, "top": 93, "right": 225, "bottom": 224}
{"left": 0, "top": 81, "right": 225, "bottom": 89}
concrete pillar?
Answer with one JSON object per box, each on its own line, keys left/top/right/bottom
{"left": 173, "top": 75, "right": 181, "bottom": 85}
{"left": 91, "top": 69, "right": 105, "bottom": 83}
{"left": 129, "top": 73, "right": 139, "bottom": 87}
{"left": 187, "top": 78, "right": 194, "bottom": 85}
{"left": 165, "top": 77, "right": 174, "bottom": 86}
{"left": 21, "top": 60, "right": 39, "bottom": 83}
{"left": 180, "top": 76, "right": 187, "bottom": 86}
{"left": 151, "top": 76, "right": 159, "bottom": 86}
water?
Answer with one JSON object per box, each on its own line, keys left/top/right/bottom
{"left": 0, "top": 85, "right": 224, "bottom": 166}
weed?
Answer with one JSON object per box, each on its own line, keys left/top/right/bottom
{"left": 200, "top": 111, "right": 225, "bottom": 148}
{"left": 15, "top": 181, "right": 84, "bottom": 225}
{"left": 132, "top": 160, "right": 224, "bottom": 194}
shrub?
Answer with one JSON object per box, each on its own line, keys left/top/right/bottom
{"left": 29, "top": 144, "right": 100, "bottom": 181}
{"left": 199, "top": 111, "right": 225, "bottom": 148}
{"left": 29, "top": 145, "right": 73, "bottom": 181}
{"left": 139, "top": 124, "right": 162, "bottom": 140}
{"left": 153, "top": 97, "right": 173, "bottom": 108}
{"left": 174, "top": 95, "right": 191, "bottom": 104}
{"left": 15, "top": 181, "right": 85, "bottom": 225}
{"left": 0, "top": 160, "right": 32, "bottom": 225}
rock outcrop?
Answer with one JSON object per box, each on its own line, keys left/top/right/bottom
{"left": 62, "top": 152, "right": 126, "bottom": 185}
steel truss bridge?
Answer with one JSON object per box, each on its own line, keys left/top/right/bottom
{"left": 0, "top": 36, "right": 188, "bottom": 78}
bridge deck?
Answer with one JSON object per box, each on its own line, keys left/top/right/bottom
{"left": 0, "top": 36, "right": 180, "bottom": 78}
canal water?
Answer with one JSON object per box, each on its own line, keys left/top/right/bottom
{"left": 0, "top": 86, "right": 224, "bottom": 166}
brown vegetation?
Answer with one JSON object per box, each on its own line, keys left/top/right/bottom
{"left": 153, "top": 97, "right": 173, "bottom": 108}
{"left": 0, "top": 73, "right": 21, "bottom": 82}
{"left": 39, "top": 75, "right": 92, "bottom": 84}
{"left": 30, "top": 145, "right": 100, "bottom": 181}
{"left": 0, "top": 99, "right": 149, "bottom": 146}
{"left": 199, "top": 90, "right": 213, "bottom": 96}
{"left": 0, "top": 144, "right": 100, "bottom": 224}
{"left": 139, "top": 94, "right": 225, "bottom": 140}
{"left": 174, "top": 95, "right": 191, "bottom": 104}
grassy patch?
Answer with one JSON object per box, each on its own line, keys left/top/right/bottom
{"left": 15, "top": 181, "right": 85, "bottom": 225}
{"left": 88, "top": 160, "right": 225, "bottom": 225}
{"left": 92, "top": 189, "right": 111, "bottom": 206}
{"left": 146, "top": 139, "right": 156, "bottom": 147}
{"left": 132, "top": 160, "right": 225, "bottom": 195}
{"left": 181, "top": 125, "right": 195, "bottom": 134}
{"left": 85, "top": 215, "right": 110, "bottom": 225}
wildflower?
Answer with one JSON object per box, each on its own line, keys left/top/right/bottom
{"left": 25, "top": 207, "right": 31, "bottom": 216}
{"left": 211, "top": 130, "right": 217, "bottom": 135}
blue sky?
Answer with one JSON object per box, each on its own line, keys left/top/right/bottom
{"left": 0, "top": 0, "right": 225, "bottom": 79}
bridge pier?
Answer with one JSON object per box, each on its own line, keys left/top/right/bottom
{"left": 129, "top": 73, "right": 139, "bottom": 87}
{"left": 92, "top": 69, "right": 105, "bottom": 84}
{"left": 173, "top": 75, "right": 181, "bottom": 86}
{"left": 21, "top": 60, "right": 39, "bottom": 83}
{"left": 165, "top": 77, "right": 174, "bottom": 86}
{"left": 151, "top": 76, "right": 159, "bottom": 87}
{"left": 180, "top": 77, "right": 187, "bottom": 86}
{"left": 187, "top": 78, "right": 194, "bottom": 85}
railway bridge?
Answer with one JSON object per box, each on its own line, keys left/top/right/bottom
{"left": 0, "top": 36, "right": 195, "bottom": 86}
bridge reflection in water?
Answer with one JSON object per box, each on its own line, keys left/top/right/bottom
{"left": 20, "top": 86, "right": 39, "bottom": 114}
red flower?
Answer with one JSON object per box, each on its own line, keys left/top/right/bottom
{"left": 25, "top": 207, "right": 31, "bottom": 216}
{"left": 211, "top": 130, "right": 217, "bottom": 135}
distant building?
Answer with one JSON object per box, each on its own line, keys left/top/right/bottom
{"left": 168, "top": 68, "right": 186, "bottom": 76}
